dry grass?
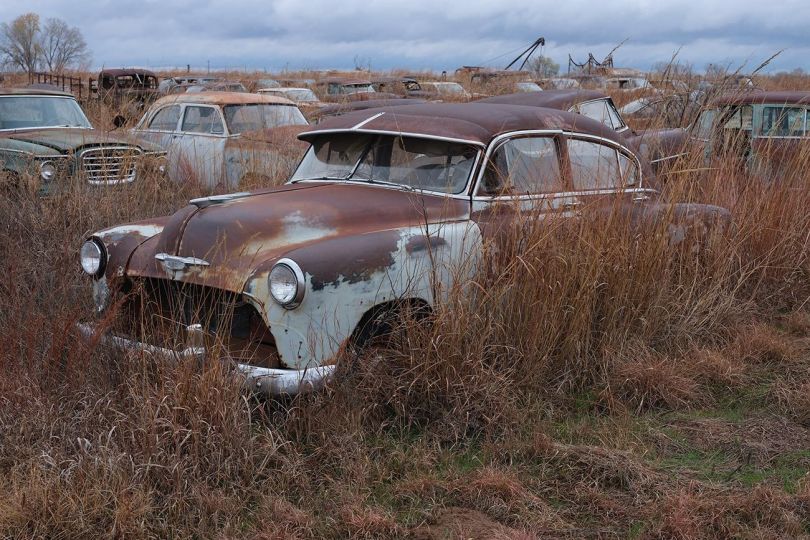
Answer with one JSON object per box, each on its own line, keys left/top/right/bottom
{"left": 0, "top": 74, "right": 809, "bottom": 538}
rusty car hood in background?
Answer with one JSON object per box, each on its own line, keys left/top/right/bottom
{"left": 0, "top": 127, "right": 162, "bottom": 153}
{"left": 124, "top": 182, "right": 470, "bottom": 292}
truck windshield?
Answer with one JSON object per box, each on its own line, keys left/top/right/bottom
{"left": 0, "top": 96, "right": 92, "bottom": 130}
{"left": 291, "top": 133, "right": 479, "bottom": 194}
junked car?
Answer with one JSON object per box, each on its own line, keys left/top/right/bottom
{"left": 78, "top": 102, "right": 729, "bottom": 396}
{"left": 257, "top": 87, "right": 324, "bottom": 112}
{"left": 132, "top": 91, "right": 308, "bottom": 188}
{"left": 0, "top": 88, "right": 165, "bottom": 194}
{"left": 689, "top": 91, "right": 810, "bottom": 173}
{"left": 420, "top": 81, "right": 471, "bottom": 101}
{"left": 477, "top": 90, "right": 688, "bottom": 174}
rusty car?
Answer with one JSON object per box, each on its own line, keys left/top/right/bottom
{"left": 131, "top": 91, "right": 308, "bottom": 188}
{"left": 77, "top": 101, "right": 729, "bottom": 396}
{"left": 477, "top": 90, "right": 689, "bottom": 174}
{"left": 370, "top": 76, "right": 430, "bottom": 98}
{"left": 0, "top": 87, "right": 165, "bottom": 194}
{"left": 688, "top": 91, "right": 810, "bottom": 173}
{"left": 257, "top": 87, "right": 324, "bottom": 113}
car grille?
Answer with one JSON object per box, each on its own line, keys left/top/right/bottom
{"left": 80, "top": 146, "right": 142, "bottom": 185}
{"left": 114, "top": 278, "right": 280, "bottom": 368}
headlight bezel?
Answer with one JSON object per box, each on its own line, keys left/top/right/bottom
{"left": 268, "top": 258, "right": 305, "bottom": 309}
{"left": 39, "top": 160, "right": 57, "bottom": 182}
{"left": 80, "top": 238, "right": 107, "bottom": 278}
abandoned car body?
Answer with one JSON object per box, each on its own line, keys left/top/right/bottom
{"left": 78, "top": 102, "right": 729, "bottom": 396}
{"left": 477, "top": 90, "right": 689, "bottom": 174}
{"left": 132, "top": 92, "right": 308, "bottom": 187}
{"left": 690, "top": 91, "right": 810, "bottom": 172}
{"left": 0, "top": 88, "right": 165, "bottom": 194}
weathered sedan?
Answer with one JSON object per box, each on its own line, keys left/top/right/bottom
{"left": 0, "top": 88, "right": 165, "bottom": 194}
{"left": 132, "top": 92, "right": 309, "bottom": 188}
{"left": 477, "top": 90, "right": 689, "bottom": 174}
{"left": 78, "top": 102, "right": 729, "bottom": 395}
{"left": 690, "top": 91, "right": 810, "bottom": 173}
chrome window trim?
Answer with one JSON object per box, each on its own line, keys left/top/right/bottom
{"left": 570, "top": 97, "right": 628, "bottom": 132}
{"left": 179, "top": 103, "right": 228, "bottom": 137}
{"left": 470, "top": 129, "right": 644, "bottom": 200}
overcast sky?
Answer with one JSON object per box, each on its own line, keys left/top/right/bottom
{"left": 2, "top": 0, "right": 808, "bottom": 74}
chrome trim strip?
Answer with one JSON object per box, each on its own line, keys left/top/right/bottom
{"left": 155, "top": 253, "right": 210, "bottom": 271}
{"left": 650, "top": 153, "right": 688, "bottom": 164}
{"left": 351, "top": 112, "right": 385, "bottom": 129}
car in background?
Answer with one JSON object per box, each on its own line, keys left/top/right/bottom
{"left": 316, "top": 77, "right": 377, "bottom": 100}
{"left": 131, "top": 92, "right": 308, "bottom": 188}
{"left": 257, "top": 87, "right": 324, "bottom": 112}
{"left": 689, "top": 91, "right": 810, "bottom": 173}
{"left": 77, "top": 101, "right": 728, "bottom": 396}
{"left": 312, "top": 98, "right": 427, "bottom": 122}
{"left": 158, "top": 76, "right": 221, "bottom": 95}
{"left": 255, "top": 78, "right": 281, "bottom": 90}
{"left": 0, "top": 88, "right": 165, "bottom": 195}
{"left": 185, "top": 81, "right": 248, "bottom": 94}
{"left": 514, "top": 81, "right": 543, "bottom": 93}
{"left": 370, "top": 76, "right": 429, "bottom": 98}
{"left": 540, "top": 77, "right": 581, "bottom": 90}
{"left": 420, "top": 81, "right": 471, "bottom": 101}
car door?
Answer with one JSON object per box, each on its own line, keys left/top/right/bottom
{"left": 471, "top": 132, "right": 580, "bottom": 252}
{"left": 565, "top": 135, "right": 650, "bottom": 213}
{"left": 132, "top": 104, "right": 183, "bottom": 178}
{"left": 173, "top": 105, "right": 228, "bottom": 187}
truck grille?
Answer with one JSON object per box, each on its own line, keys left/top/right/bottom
{"left": 80, "top": 146, "right": 142, "bottom": 185}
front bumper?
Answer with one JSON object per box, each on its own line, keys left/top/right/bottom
{"left": 76, "top": 322, "right": 335, "bottom": 396}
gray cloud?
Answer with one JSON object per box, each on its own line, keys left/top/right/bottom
{"left": 1, "top": 0, "right": 807, "bottom": 72}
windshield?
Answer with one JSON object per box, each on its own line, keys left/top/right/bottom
{"left": 223, "top": 104, "right": 307, "bottom": 134}
{"left": 283, "top": 89, "right": 318, "bottom": 102}
{"left": 0, "top": 96, "right": 92, "bottom": 130}
{"left": 435, "top": 83, "right": 465, "bottom": 95}
{"left": 291, "top": 133, "right": 479, "bottom": 194}
{"left": 516, "top": 82, "right": 542, "bottom": 92}
{"left": 342, "top": 84, "right": 375, "bottom": 95}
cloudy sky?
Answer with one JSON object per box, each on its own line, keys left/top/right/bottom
{"left": 2, "top": 0, "right": 808, "bottom": 74}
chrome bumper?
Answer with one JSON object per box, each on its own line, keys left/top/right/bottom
{"left": 76, "top": 322, "right": 335, "bottom": 396}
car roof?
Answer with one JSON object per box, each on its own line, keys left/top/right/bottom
{"left": 0, "top": 87, "right": 75, "bottom": 98}
{"left": 300, "top": 102, "right": 627, "bottom": 147}
{"left": 711, "top": 91, "right": 810, "bottom": 107}
{"left": 476, "top": 89, "right": 609, "bottom": 110}
{"left": 150, "top": 91, "right": 295, "bottom": 107}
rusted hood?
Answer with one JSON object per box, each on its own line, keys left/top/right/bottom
{"left": 126, "top": 182, "right": 470, "bottom": 292}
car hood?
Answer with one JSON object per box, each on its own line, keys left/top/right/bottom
{"left": 1, "top": 127, "right": 163, "bottom": 153}
{"left": 124, "top": 182, "right": 470, "bottom": 292}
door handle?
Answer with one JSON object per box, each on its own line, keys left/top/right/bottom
{"left": 562, "top": 200, "right": 583, "bottom": 211}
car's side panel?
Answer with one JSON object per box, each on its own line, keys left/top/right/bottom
{"left": 242, "top": 221, "right": 483, "bottom": 369}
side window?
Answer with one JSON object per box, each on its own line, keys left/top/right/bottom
{"left": 618, "top": 152, "right": 640, "bottom": 186}
{"left": 761, "top": 106, "right": 806, "bottom": 137}
{"left": 694, "top": 109, "right": 716, "bottom": 140}
{"left": 148, "top": 105, "right": 181, "bottom": 131}
{"left": 181, "top": 106, "right": 225, "bottom": 134}
{"left": 577, "top": 100, "right": 611, "bottom": 129}
{"left": 606, "top": 101, "right": 626, "bottom": 130}
{"left": 479, "top": 137, "right": 562, "bottom": 196}
{"left": 567, "top": 139, "right": 621, "bottom": 190}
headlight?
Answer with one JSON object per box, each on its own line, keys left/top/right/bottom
{"left": 80, "top": 239, "right": 107, "bottom": 277}
{"left": 268, "top": 258, "right": 305, "bottom": 308}
{"left": 39, "top": 161, "right": 57, "bottom": 182}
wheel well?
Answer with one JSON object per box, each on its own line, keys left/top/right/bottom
{"left": 348, "top": 297, "right": 432, "bottom": 350}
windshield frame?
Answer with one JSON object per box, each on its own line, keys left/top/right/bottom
{"left": 0, "top": 95, "right": 93, "bottom": 131}
{"left": 289, "top": 130, "right": 484, "bottom": 197}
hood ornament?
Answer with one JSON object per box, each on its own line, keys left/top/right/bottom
{"left": 155, "top": 253, "right": 210, "bottom": 275}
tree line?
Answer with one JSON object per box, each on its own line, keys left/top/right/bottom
{"left": 0, "top": 12, "right": 90, "bottom": 74}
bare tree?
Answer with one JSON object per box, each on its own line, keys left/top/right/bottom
{"left": 41, "top": 17, "right": 90, "bottom": 72}
{"left": 0, "top": 13, "right": 41, "bottom": 73}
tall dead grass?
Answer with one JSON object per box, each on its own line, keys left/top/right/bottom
{"left": 0, "top": 86, "right": 808, "bottom": 537}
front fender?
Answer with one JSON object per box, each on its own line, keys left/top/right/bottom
{"left": 243, "top": 220, "right": 483, "bottom": 369}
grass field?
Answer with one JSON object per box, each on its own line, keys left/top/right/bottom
{"left": 0, "top": 72, "right": 808, "bottom": 539}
